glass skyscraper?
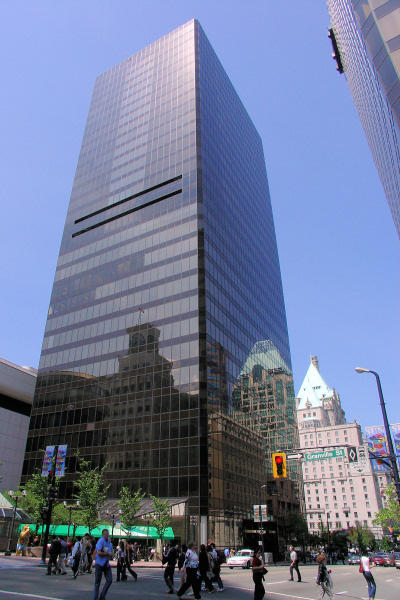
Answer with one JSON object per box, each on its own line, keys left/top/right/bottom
{"left": 23, "top": 19, "right": 293, "bottom": 545}
{"left": 328, "top": 0, "right": 400, "bottom": 238}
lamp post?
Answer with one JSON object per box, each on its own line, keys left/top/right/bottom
{"left": 63, "top": 500, "right": 80, "bottom": 540}
{"left": 355, "top": 367, "right": 400, "bottom": 503}
{"left": 259, "top": 484, "right": 267, "bottom": 563}
{"left": 41, "top": 404, "right": 73, "bottom": 564}
{"left": 5, "top": 489, "right": 26, "bottom": 555}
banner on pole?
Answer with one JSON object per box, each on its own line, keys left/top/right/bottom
{"left": 42, "top": 446, "right": 55, "bottom": 477}
{"left": 55, "top": 445, "right": 68, "bottom": 477}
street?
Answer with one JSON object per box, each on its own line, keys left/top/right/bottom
{"left": 0, "top": 559, "right": 399, "bottom": 600}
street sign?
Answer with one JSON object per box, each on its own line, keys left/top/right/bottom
{"left": 253, "top": 504, "right": 268, "bottom": 522}
{"left": 348, "top": 445, "right": 369, "bottom": 474}
{"left": 287, "top": 453, "right": 303, "bottom": 460}
{"left": 304, "top": 449, "right": 345, "bottom": 462}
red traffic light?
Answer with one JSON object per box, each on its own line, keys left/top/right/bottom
{"left": 275, "top": 456, "right": 283, "bottom": 464}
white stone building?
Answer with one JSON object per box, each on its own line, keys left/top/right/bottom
{"left": 296, "top": 356, "right": 389, "bottom": 538}
{"left": 0, "top": 358, "right": 36, "bottom": 491}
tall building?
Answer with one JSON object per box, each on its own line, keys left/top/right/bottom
{"left": 0, "top": 358, "right": 36, "bottom": 491}
{"left": 296, "top": 356, "right": 387, "bottom": 537}
{"left": 23, "top": 19, "right": 292, "bottom": 546}
{"left": 327, "top": 0, "right": 400, "bottom": 238}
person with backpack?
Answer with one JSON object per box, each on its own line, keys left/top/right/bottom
{"left": 162, "top": 542, "right": 179, "bottom": 594}
{"left": 316, "top": 554, "right": 333, "bottom": 599}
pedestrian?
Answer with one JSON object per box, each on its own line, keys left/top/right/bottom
{"left": 162, "top": 542, "right": 179, "bottom": 594}
{"left": 360, "top": 551, "right": 376, "bottom": 599}
{"left": 223, "top": 548, "right": 229, "bottom": 562}
{"left": 177, "top": 542, "right": 201, "bottom": 599}
{"left": 93, "top": 529, "right": 113, "bottom": 600}
{"left": 71, "top": 537, "right": 82, "bottom": 579}
{"left": 252, "top": 548, "right": 267, "bottom": 600}
{"left": 210, "top": 543, "right": 224, "bottom": 592}
{"left": 46, "top": 536, "right": 61, "bottom": 576}
{"left": 288, "top": 545, "right": 301, "bottom": 582}
{"left": 316, "top": 554, "right": 333, "bottom": 599}
{"left": 199, "top": 543, "right": 215, "bottom": 593}
{"left": 116, "top": 539, "right": 127, "bottom": 582}
{"left": 58, "top": 537, "right": 68, "bottom": 574}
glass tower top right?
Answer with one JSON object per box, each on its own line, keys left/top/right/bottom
{"left": 327, "top": 0, "right": 400, "bottom": 238}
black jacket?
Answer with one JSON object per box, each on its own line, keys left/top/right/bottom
{"left": 316, "top": 563, "right": 328, "bottom": 585}
{"left": 199, "top": 548, "right": 210, "bottom": 571}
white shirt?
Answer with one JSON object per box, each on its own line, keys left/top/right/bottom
{"left": 361, "top": 556, "right": 371, "bottom": 572}
{"left": 290, "top": 550, "right": 297, "bottom": 562}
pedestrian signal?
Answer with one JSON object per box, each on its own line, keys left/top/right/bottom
{"left": 272, "top": 452, "right": 287, "bottom": 478}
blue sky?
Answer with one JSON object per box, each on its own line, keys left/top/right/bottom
{"left": 0, "top": 1, "right": 398, "bottom": 432}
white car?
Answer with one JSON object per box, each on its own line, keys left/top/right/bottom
{"left": 227, "top": 549, "right": 254, "bottom": 569}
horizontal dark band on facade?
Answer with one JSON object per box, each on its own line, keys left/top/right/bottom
{"left": 74, "top": 175, "right": 182, "bottom": 224}
{"left": 0, "top": 392, "right": 32, "bottom": 417}
{"left": 72, "top": 188, "right": 182, "bottom": 238}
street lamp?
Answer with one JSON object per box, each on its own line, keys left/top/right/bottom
{"left": 355, "top": 367, "right": 400, "bottom": 503}
{"left": 63, "top": 500, "right": 80, "bottom": 540}
{"left": 5, "top": 489, "right": 26, "bottom": 555}
{"left": 259, "top": 484, "right": 267, "bottom": 563}
{"left": 41, "top": 403, "right": 73, "bottom": 564}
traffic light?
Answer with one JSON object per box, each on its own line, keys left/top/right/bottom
{"left": 47, "top": 485, "right": 58, "bottom": 503}
{"left": 272, "top": 452, "right": 287, "bottom": 478}
{"left": 41, "top": 507, "right": 49, "bottom": 521}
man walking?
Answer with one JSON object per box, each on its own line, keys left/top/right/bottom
{"left": 289, "top": 546, "right": 301, "bottom": 582}
{"left": 162, "top": 542, "right": 179, "bottom": 594}
{"left": 46, "top": 536, "right": 61, "bottom": 575}
{"left": 93, "top": 529, "right": 113, "bottom": 600}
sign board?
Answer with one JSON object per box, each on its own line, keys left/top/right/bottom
{"left": 348, "top": 445, "right": 369, "bottom": 474}
{"left": 55, "top": 445, "right": 67, "bottom": 477}
{"left": 304, "top": 449, "right": 345, "bottom": 462}
{"left": 41, "top": 446, "right": 55, "bottom": 477}
{"left": 253, "top": 504, "right": 268, "bottom": 522}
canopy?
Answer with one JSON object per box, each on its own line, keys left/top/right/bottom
{"left": 19, "top": 523, "right": 174, "bottom": 539}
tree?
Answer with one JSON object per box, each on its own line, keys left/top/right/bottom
{"left": 150, "top": 495, "right": 172, "bottom": 543}
{"left": 18, "top": 471, "right": 51, "bottom": 533}
{"left": 284, "top": 512, "right": 309, "bottom": 547}
{"left": 373, "top": 484, "right": 400, "bottom": 531}
{"left": 118, "top": 487, "right": 145, "bottom": 536}
{"left": 348, "top": 522, "right": 375, "bottom": 553}
{"left": 74, "top": 455, "right": 109, "bottom": 533}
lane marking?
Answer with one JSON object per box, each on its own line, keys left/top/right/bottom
{"left": 0, "top": 592, "right": 64, "bottom": 600}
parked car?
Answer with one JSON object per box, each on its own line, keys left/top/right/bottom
{"left": 227, "top": 549, "right": 254, "bottom": 569}
{"left": 395, "top": 555, "right": 400, "bottom": 569}
{"left": 347, "top": 554, "right": 360, "bottom": 565}
{"left": 383, "top": 552, "right": 395, "bottom": 567}
{"left": 372, "top": 553, "right": 386, "bottom": 566}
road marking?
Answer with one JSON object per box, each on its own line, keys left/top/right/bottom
{"left": 0, "top": 592, "right": 64, "bottom": 600}
{"left": 336, "top": 591, "right": 348, "bottom": 595}
{"left": 385, "top": 578, "right": 393, "bottom": 582}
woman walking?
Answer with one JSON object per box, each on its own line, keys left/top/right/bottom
{"left": 252, "top": 548, "right": 267, "bottom": 600}
{"left": 360, "top": 552, "right": 376, "bottom": 599}
{"left": 177, "top": 542, "right": 201, "bottom": 599}
{"left": 316, "top": 554, "right": 333, "bottom": 599}
{"left": 199, "top": 543, "right": 215, "bottom": 593}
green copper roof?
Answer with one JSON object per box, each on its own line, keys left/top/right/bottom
{"left": 240, "top": 340, "right": 292, "bottom": 376}
{"left": 296, "top": 359, "right": 333, "bottom": 410}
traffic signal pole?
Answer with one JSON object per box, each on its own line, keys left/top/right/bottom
{"left": 40, "top": 410, "right": 65, "bottom": 564}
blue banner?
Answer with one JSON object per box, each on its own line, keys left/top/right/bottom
{"left": 41, "top": 446, "right": 55, "bottom": 477}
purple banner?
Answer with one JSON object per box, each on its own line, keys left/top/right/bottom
{"left": 55, "top": 445, "right": 67, "bottom": 478}
{"left": 365, "top": 425, "right": 400, "bottom": 472}
{"left": 41, "top": 446, "right": 55, "bottom": 477}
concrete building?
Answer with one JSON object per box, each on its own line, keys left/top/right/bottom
{"left": 0, "top": 358, "right": 36, "bottom": 491}
{"left": 296, "top": 356, "right": 388, "bottom": 537}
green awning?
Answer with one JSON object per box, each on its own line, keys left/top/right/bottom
{"left": 19, "top": 523, "right": 174, "bottom": 539}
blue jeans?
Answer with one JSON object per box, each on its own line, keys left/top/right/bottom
{"left": 93, "top": 564, "right": 112, "bottom": 600}
{"left": 363, "top": 571, "right": 376, "bottom": 599}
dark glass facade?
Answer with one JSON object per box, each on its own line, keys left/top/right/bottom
{"left": 23, "top": 20, "right": 293, "bottom": 545}
{"left": 328, "top": 0, "right": 400, "bottom": 238}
